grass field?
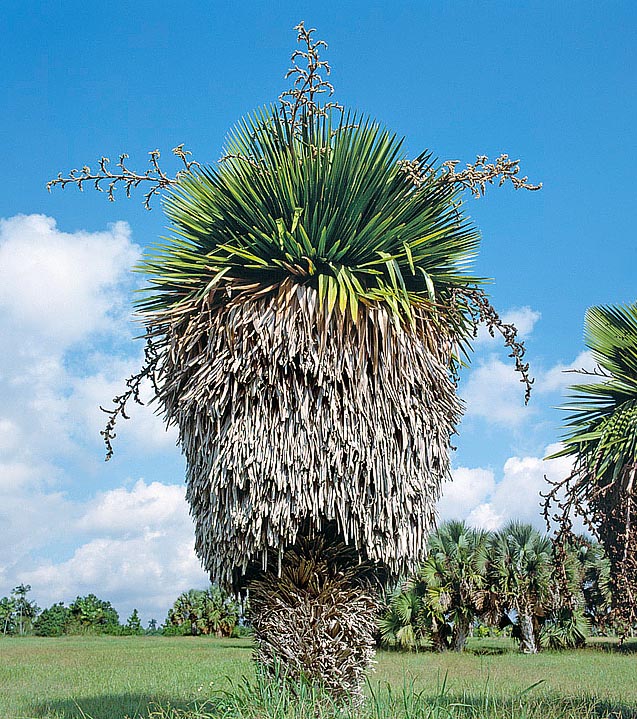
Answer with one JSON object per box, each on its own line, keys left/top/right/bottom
{"left": 1, "top": 636, "right": 636, "bottom": 718}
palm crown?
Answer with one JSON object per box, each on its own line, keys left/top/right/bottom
{"left": 139, "top": 109, "right": 480, "bottom": 330}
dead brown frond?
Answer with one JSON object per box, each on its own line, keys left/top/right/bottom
{"left": 141, "top": 283, "right": 461, "bottom": 591}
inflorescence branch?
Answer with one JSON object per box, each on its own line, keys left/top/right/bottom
{"left": 398, "top": 154, "right": 542, "bottom": 197}
{"left": 279, "top": 21, "right": 342, "bottom": 133}
{"left": 454, "top": 286, "right": 534, "bottom": 405}
{"left": 47, "top": 145, "right": 200, "bottom": 210}
{"left": 542, "top": 459, "right": 637, "bottom": 640}
{"left": 99, "top": 331, "right": 161, "bottom": 460}
{"left": 443, "top": 155, "right": 542, "bottom": 197}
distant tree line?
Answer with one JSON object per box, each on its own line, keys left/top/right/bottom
{"left": 1, "top": 528, "right": 614, "bottom": 650}
{"left": 380, "top": 520, "right": 613, "bottom": 654}
{"left": 163, "top": 586, "right": 244, "bottom": 637}
{"left": 0, "top": 585, "right": 243, "bottom": 638}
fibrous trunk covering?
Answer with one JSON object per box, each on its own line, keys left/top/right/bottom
{"left": 149, "top": 284, "right": 461, "bottom": 591}
{"left": 248, "top": 534, "right": 378, "bottom": 703}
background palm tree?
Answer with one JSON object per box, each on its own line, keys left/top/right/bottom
{"left": 574, "top": 538, "right": 612, "bottom": 634}
{"left": 379, "top": 584, "right": 429, "bottom": 651}
{"left": 490, "top": 522, "right": 552, "bottom": 653}
{"left": 380, "top": 521, "right": 491, "bottom": 653}
{"left": 419, "top": 520, "right": 490, "bottom": 652}
{"left": 166, "top": 586, "right": 239, "bottom": 637}
{"left": 167, "top": 589, "right": 205, "bottom": 636}
{"left": 547, "top": 303, "right": 637, "bottom": 636}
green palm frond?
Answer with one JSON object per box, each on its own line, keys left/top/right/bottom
{"left": 491, "top": 522, "right": 552, "bottom": 604}
{"left": 551, "top": 303, "right": 637, "bottom": 479}
{"left": 138, "top": 108, "right": 481, "bottom": 332}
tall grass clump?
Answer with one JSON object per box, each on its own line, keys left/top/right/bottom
{"left": 143, "top": 671, "right": 637, "bottom": 719}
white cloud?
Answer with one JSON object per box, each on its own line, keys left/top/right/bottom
{"left": 0, "top": 214, "right": 192, "bottom": 624}
{"left": 77, "top": 480, "right": 189, "bottom": 538}
{"left": 540, "top": 350, "right": 596, "bottom": 393}
{"left": 439, "top": 444, "right": 576, "bottom": 533}
{"left": 5, "top": 480, "right": 206, "bottom": 624}
{"left": 0, "top": 214, "right": 140, "bottom": 348}
{"left": 66, "top": 361, "right": 178, "bottom": 454}
{"left": 461, "top": 356, "right": 534, "bottom": 426}
{"left": 461, "top": 347, "right": 597, "bottom": 429}
{"left": 466, "top": 503, "right": 504, "bottom": 531}
{"left": 438, "top": 467, "right": 496, "bottom": 522}
{"left": 0, "top": 214, "right": 145, "bottom": 462}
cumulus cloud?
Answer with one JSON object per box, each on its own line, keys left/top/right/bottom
{"left": 66, "top": 361, "right": 178, "bottom": 453}
{"left": 19, "top": 480, "right": 206, "bottom": 623}
{"left": 438, "top": 467, "right": 496, "bottom": 522}
{"left": 439, "top": 443, "right": 575, "bottom": 532}
{"left": 461, "top": 345, "right": 595, "bottom": 429}
{"left": 0, "top": 214, "right": 140, "bottom": 348}
{"left": 461, "top": 356, "right": 535, "bottom": 426}
{"left": 77, "top": 480, "right": 189, "bottom": 537}
{"left": 0, "top": 214, "right": 145, "bottom": 459}
{"left": 541, "top": 350, "right": 596, "bottom": 393}
{"left": 0, "top": 214, "right": 191, "bottom": 623}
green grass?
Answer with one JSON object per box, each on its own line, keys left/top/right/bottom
{"left": 1, "top": 635, "right": 636, "bottom": 719}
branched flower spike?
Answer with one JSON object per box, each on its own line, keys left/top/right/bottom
{"left": 279, "top": 21, "right": 342, "bottom": 134}
{"left": 47, "top": 144, "right": 200, "bottom": 210}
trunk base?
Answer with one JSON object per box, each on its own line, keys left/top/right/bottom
{"left": 248, "top": 535, "right": 379, "bottom": 704}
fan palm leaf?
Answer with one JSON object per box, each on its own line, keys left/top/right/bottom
{"left": 548, "top": 303, "right": 637, "bottom": 633}
{"left": 490, "top": 522, "right": 552, "bottom": 653}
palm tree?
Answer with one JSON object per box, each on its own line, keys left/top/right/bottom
{"left": 547, "top": 303, "right": 637, "bottom": 635}
{"left": 575, "top": 539, "right": 612, "bottom": 634}
{"left": 419, "top": 521, "right": 491, "bottom": 651}
{"left": 50, "top": 23, "right": 538, "bottom": 701}
{"left": 379, "top": 583, "right": 429, "bottom": 651}
{"left": 202, "top": 585, "right": 240, "bottom": 638}
{"left": 490, "top": 522, "right": 552, "bottom": 653}
{"left": 538, "top": 540, "right": 589, "bottom": 650}
{"left": 167, "top": 589, "right": 205, "bottom": 636}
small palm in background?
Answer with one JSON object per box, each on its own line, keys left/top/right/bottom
{"left": 489, "top": 522, "right": 552, "bottom": 654}
{"left": 420, "top": 520, "right": 490, "bottom": 651}
{"left": 380, "top": 521, "right": 490, "bottom": 652}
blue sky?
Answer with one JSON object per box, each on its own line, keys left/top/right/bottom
{"left": 1, "top": 1, "right": 635, "bottom": 623}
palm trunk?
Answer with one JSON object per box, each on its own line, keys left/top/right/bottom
{"left": 518, "top": 610, "right": 538, "bottom": 654}
{"left": 452, "top": 616, "right": 471, "bottom": 652}
{"left": 248, "top": 534, "right": 378, "bottom": 705}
